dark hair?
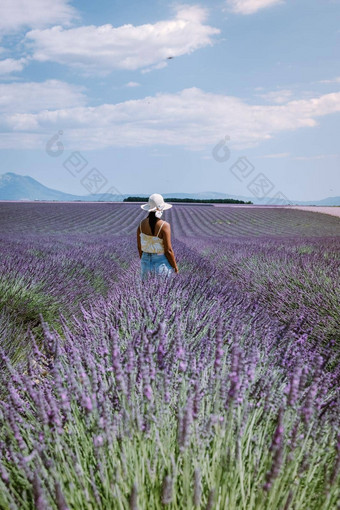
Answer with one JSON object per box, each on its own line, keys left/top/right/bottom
{"left": 148, "top": 211, "right": 158, "bottom": 235}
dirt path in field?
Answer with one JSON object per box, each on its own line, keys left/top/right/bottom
{"left": 285, "top": 206, "right": 340, "bottom": 219}
{"left": 213, "top": 203, "right": 340, "bottom": 219}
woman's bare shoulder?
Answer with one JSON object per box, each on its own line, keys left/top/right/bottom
{"left": 162, "top": 221, "right": 170, "bottom": 230}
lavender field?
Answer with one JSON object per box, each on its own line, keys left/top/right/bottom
{"left": 0, "top": 202, "right": 339, "bottom": 509}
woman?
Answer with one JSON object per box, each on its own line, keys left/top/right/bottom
{"left": 137, "top": 193, "right": 179, "bottom": 280}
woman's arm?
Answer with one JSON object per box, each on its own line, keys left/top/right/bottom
{"left": 137, "top": 225, "right": 142, "bottom": 259}
{"left": 162, "top": 223, "right": 179, "bottom": 273}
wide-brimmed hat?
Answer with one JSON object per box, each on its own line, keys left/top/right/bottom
{"left": 140, "top": 193, "right": 172, "bottom": 212}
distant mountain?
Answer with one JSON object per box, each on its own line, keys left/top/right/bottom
{"left": 0, "top": 172, "right": 339, "bottom": 205}
{"left": 309, "top": 196, "right": 340, "bottom": 206}
{"left": 0, "top": 173, "right": 124, "bottom": 202}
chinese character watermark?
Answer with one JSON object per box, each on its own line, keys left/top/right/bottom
{"left": 81, "top": 168, "right": 108, "bottom": 194}
{"left": 45, "top": 131, "right": 124, "bottom": 202}
{"left": 212, "top": 136, "right": 291, "bottom": 205}
{"left": 230, "top": 156, "right": 255, "bottom": 182}
{"left": 63, "top": 151, "right": 88, "bottom": 176}
{"left": 247, "top": 172, "right": 275, "bottom": 200}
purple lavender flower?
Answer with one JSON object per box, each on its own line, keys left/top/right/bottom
{"left": 301, "top": 382, "right": 318, "bottom": 424}
{"left": 32, "top": 472, "right": 47, "bottom": 510}
{"left": 81, "top": 394, "right": 93, "bottom": 414}
{"left": 55, "top": 480, "right": 69, "bottom": 510}
{"left": 178, "top": 398, "right": 193, "bottom": 451}
{"left": 264, "top": 408, "right": 285, "bottom": 491}
{"left": 225, "top": 344, "right": 242, "bottom": 408}
{"left": 143, "top": 385, "right": 153, "bottom": 401}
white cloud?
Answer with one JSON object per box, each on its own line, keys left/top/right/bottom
{"left": 0, "top": 132, "right": 44, "bottom": 149}
{"left": 0, "top": 57, "right": 28, "bottom": 74}
{"left": 226, "top": 0, "right": 284, "bottom": 15}
{"left": 319, "top": 77, "right": 340, "bottom": 84}
{"left": 257, "top": 89, "right": 293, "bottom": 104}
{"left": 125, "top": 81, "right": 141, "bottom": 88}
{"left": 24, "top": 5, "right": 220, "bottom": 74}
{"left": 292, "top": 154, "right": 339, "bottom": 161}
{"left": 258, "top": 153, "right": 339, "bottom": 160}
{"left": 141, "top": 62, "right": 168, "bottom": 74}
{"left": 1, "top": 86, "right": 340, "bottom": 150}
{"left": 0, "top": 0, "right": 76, "bottom": 34}
{"left": 0, "top": 79, "right": 87, "bottom": 114}
{"left": 260, "top": 152, "right": 290, "bottom": 158}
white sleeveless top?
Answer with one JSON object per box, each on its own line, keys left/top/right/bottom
{"left": 140, "top": 220, "right": 165, "bottom": 254}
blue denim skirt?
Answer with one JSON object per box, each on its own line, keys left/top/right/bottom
{"left": 140, "top": 252, "right": 174, "bottom": 280}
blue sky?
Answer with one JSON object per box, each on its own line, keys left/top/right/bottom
{"left": 0, "top": 0, "right": 339, "bottom": 201}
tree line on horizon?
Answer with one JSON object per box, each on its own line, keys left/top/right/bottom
{"left": 123, "top": 197, "right": 253, "bottom": 204}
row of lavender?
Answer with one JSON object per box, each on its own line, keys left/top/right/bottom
{"left": 183, "top": 235, "right": 340, "bottom": 349}
{"left": 1, "top": 202, "right": 340, "bottom": 237}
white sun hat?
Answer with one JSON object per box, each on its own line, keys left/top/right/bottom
{"left": 140, "top": 193, "right": 172, "bottom": 212}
